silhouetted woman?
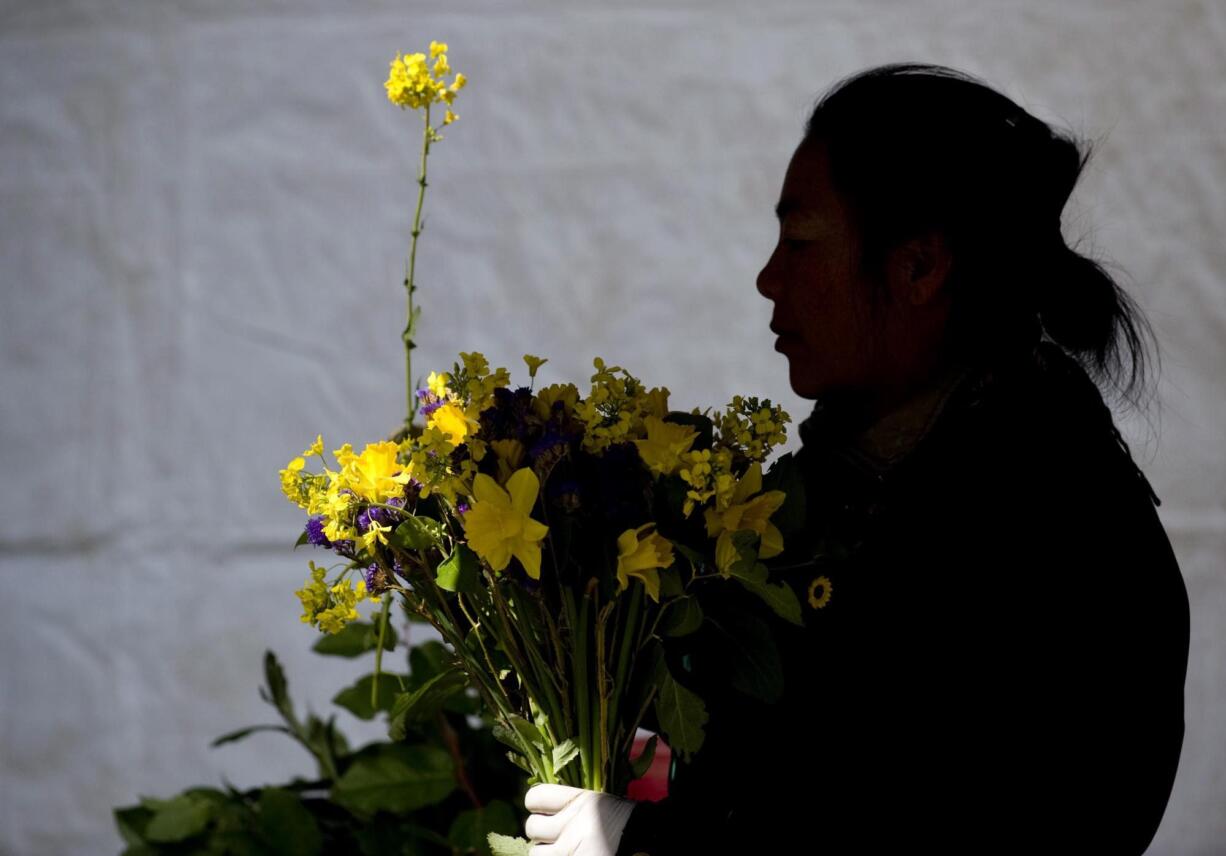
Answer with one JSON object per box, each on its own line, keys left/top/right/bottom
{"left": 523, "top": 63, "right": 1190, "bottom": 856}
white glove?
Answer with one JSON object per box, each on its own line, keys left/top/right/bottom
{"left": 524, "top": 783, "right": 638, "bottom": 856}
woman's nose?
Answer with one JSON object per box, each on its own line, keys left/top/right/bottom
{"left": 756, "top": 247, "right": 780, "bottom": 299}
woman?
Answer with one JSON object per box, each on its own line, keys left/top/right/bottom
{"left": 523, "top": 63, "right": 1190, "bottom": 855}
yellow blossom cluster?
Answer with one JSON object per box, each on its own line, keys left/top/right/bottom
{"left": 715, "top": 396, "right": 790, "bottom": 463}
{"left": 574, "top": 358, "right": 670, "bottom": 453}
{"left": 384, "top": 41, "right": 467, "bottom": 125}
{"left": 279, "top": 436, "right": 412, "bottom": 543}
{"left": 295, "top": 562, "right": 378, "bottom": 634}
{"left": 677, "top": 446, "right": 736, "bottom": 517}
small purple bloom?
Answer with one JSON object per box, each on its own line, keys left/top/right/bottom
{"left": 305, "top": 516, "right": 332, "bottom": 547}
{"left": 364, "top": 562, "right": 380, "bottom": 589}
{"left": 456, "top": 501, "right": 470, "bottom": 515}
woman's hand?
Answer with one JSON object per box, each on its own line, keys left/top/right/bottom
{"left": 524, "top": 783, "right": 638, "bottom": 856}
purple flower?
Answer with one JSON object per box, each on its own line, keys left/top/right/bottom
{"left": 305, "top": 516, "right": 332, "bottom": 548}
{"left": 364, "top": 562, "right": 380, "bottom": 589}
{"left": 417, "top": 388, "right": 445, "bottom": 417}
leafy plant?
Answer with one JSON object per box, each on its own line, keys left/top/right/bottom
{"left": 114, "top": 623, "right": 525, "bottom": 856}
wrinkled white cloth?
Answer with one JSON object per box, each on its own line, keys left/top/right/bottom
{"left": 524, "top": 783, "right": 638, "bottom": 856}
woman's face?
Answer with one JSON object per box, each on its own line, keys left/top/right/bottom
{"left": 756, "top": 140, "right": 883, "bottom": 400}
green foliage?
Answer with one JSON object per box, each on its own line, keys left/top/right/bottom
{"left": 114, "top": 638, "right": 529, "bottom": 855}
{"left": 332, "top": 672, "right": 407, "bottom": 720}
{"left": 312, "top": 620, "right": 399, "bottom": 657}
{"left": 332, "top": 744, "right": 455, "bottom": 816}
{"left": 437, "top": 544, "right": 482, "bottom": 594}
{"left": 654, "top": 663, "right": 708, "bottom": 762}
{"left": 390, "top": 515, "right": 445, "bottom": 551}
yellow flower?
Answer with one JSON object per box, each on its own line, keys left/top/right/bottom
{"left": 430, "top": 40, "right": 448, "bottom": 58}
{"left": 343, "top": 440, "right": 411, "bottom": 504}
{"left": 463, "top": 469, "right": 550, "bottom": 579}
{"left": 633, "top": 415, "right": 698, "bottom": 478}
{"left": 295, "top": 563, "right": 377, "bottom": 634}
{"left": 427, "top": 400, "right": 472, "bottom": 446}
{"left": 300, "top": 434, "right": 324, "bottom": 458}
{"left": 361, "top": 520, "right": 392, "bottom": 552}
{"left": 443, "top": 109, "right": 458, "bottom": 126}
{"left": 523, "top": 354, "right": 548, "bottom": 378}
{"left": 704, "top": 462, "right": 786, "bottom": 574}
{"left": 808, "top": 575, "right": 833, "bottom": 609}
{"left": 615, "top": 524, "right": 673, "bottom": 603}
{"left": 280, "top": 456, "right": 309, "bottom": 507}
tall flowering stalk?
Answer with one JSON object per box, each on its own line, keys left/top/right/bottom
{"left": 384, "top": 42, "right": 467, "bottom": 428}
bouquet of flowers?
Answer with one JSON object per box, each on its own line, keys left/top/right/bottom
{"left": 276, "top": 39, "right": 810, "bottom": 854}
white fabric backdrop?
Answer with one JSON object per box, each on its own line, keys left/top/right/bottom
{"left": 2, "top": 1, "right": 1223, "bottom": 852}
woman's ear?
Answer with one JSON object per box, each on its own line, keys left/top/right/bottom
{"left": 887, "top": 230, "right": 952, "bottom": 307}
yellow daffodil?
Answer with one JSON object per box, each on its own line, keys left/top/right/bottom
{"left": 463, "top": 468, "right": 550, "bottom": 579}
{"left": 615, "top": 524, "right": 673, "bottom": 603}
{"left": 633, "top": 415, "right": 698, "bottom": 477}
{"left": 704, "top": 462, "right": 786, "bottom": 574}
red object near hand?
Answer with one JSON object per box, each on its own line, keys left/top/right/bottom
{"left": 625, "top": 732, "right": 671, "bottom": 802}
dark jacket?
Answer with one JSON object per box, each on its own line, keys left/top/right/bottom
{"left": 618, "top": 341, "right": 1190, "bottom": 855}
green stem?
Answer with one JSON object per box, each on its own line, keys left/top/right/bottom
{"left": 371, "top": 594, "right": 392, "bottom": 709}
{"left": 404, "top": 103, "right": 432, "bottom": 426}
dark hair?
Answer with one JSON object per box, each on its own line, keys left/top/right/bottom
{"left": 803, "top": 62, "right": 1158, "bottom": 413}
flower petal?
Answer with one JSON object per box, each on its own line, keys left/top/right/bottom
{"left": 472, "top": 472, "right": 508, "bottom": 506}
{"left": 505, "top": 468, "right": 540, "bottom": 515}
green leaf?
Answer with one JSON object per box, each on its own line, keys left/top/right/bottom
{"left": 144, "top": 794, "right": 215, "bottom": 843}
{"left": 724, "top": 529, "right": 761, "bottom": 579}
{"left": 311, "top": 619, "right": 398, "bottom": 657}
{"left": 113, "top": 806, "right": 153, "bottom": 845}
{"left": 487, "top": 833, "right": 533, "bottom": 856}
{"left": 408, "top": 640, "right": 453, "bottom": 686}
{"left": 294, "top": 529, "right": 311, "bottom": 548}
{"left": 437, "top": 544, "right": 481, "bottom": 594}
{"left": 257, "top": 789, "right": 322, "bottom": 856}
{"left": 658, "top": 565, "right": 685, "bottom": 598}
{"left": 332, "top": 673, "right": 406, "bottom": 720}
{"left": 736, "top": 568, "right": 803, "bottom": 627}
{"left": 708, "top": 611, "right": 784, "bottom": 703}
{"left": 450, "top": 800, "right": 520, "bottom": 856}
{"left": 390, "top": 515, "right": 444, "bottom": 551}
{"left": 551, "top": 738, "right": 580, "bottom": 774}
{"left": 260, "top": 650, "right": 294, "bottom": 724}
{"left": 332, "top": 744, "right": 455, "bottom": 816}
{"left": 388, "top": 669, "right": 468, "bottom": 740}
{"left": 654, "top": 666, "right": 708, "bottom": 762}
{"left": 210, "top": 724, "right": 292, "bottom": 748}
{"left": 504, "top": 750, "right": 535, "bottom": 775}
{"left": 629, "top": 734, "right": 658, "bottom": 780}
{"left": 662, "top": 597, "right": 703, "bottom": 637}
{"left": 506, "top": 715, "right": 547, "bottom": 752}
{"left": 302, "top": 713, "right": 349, "bottom": 779}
